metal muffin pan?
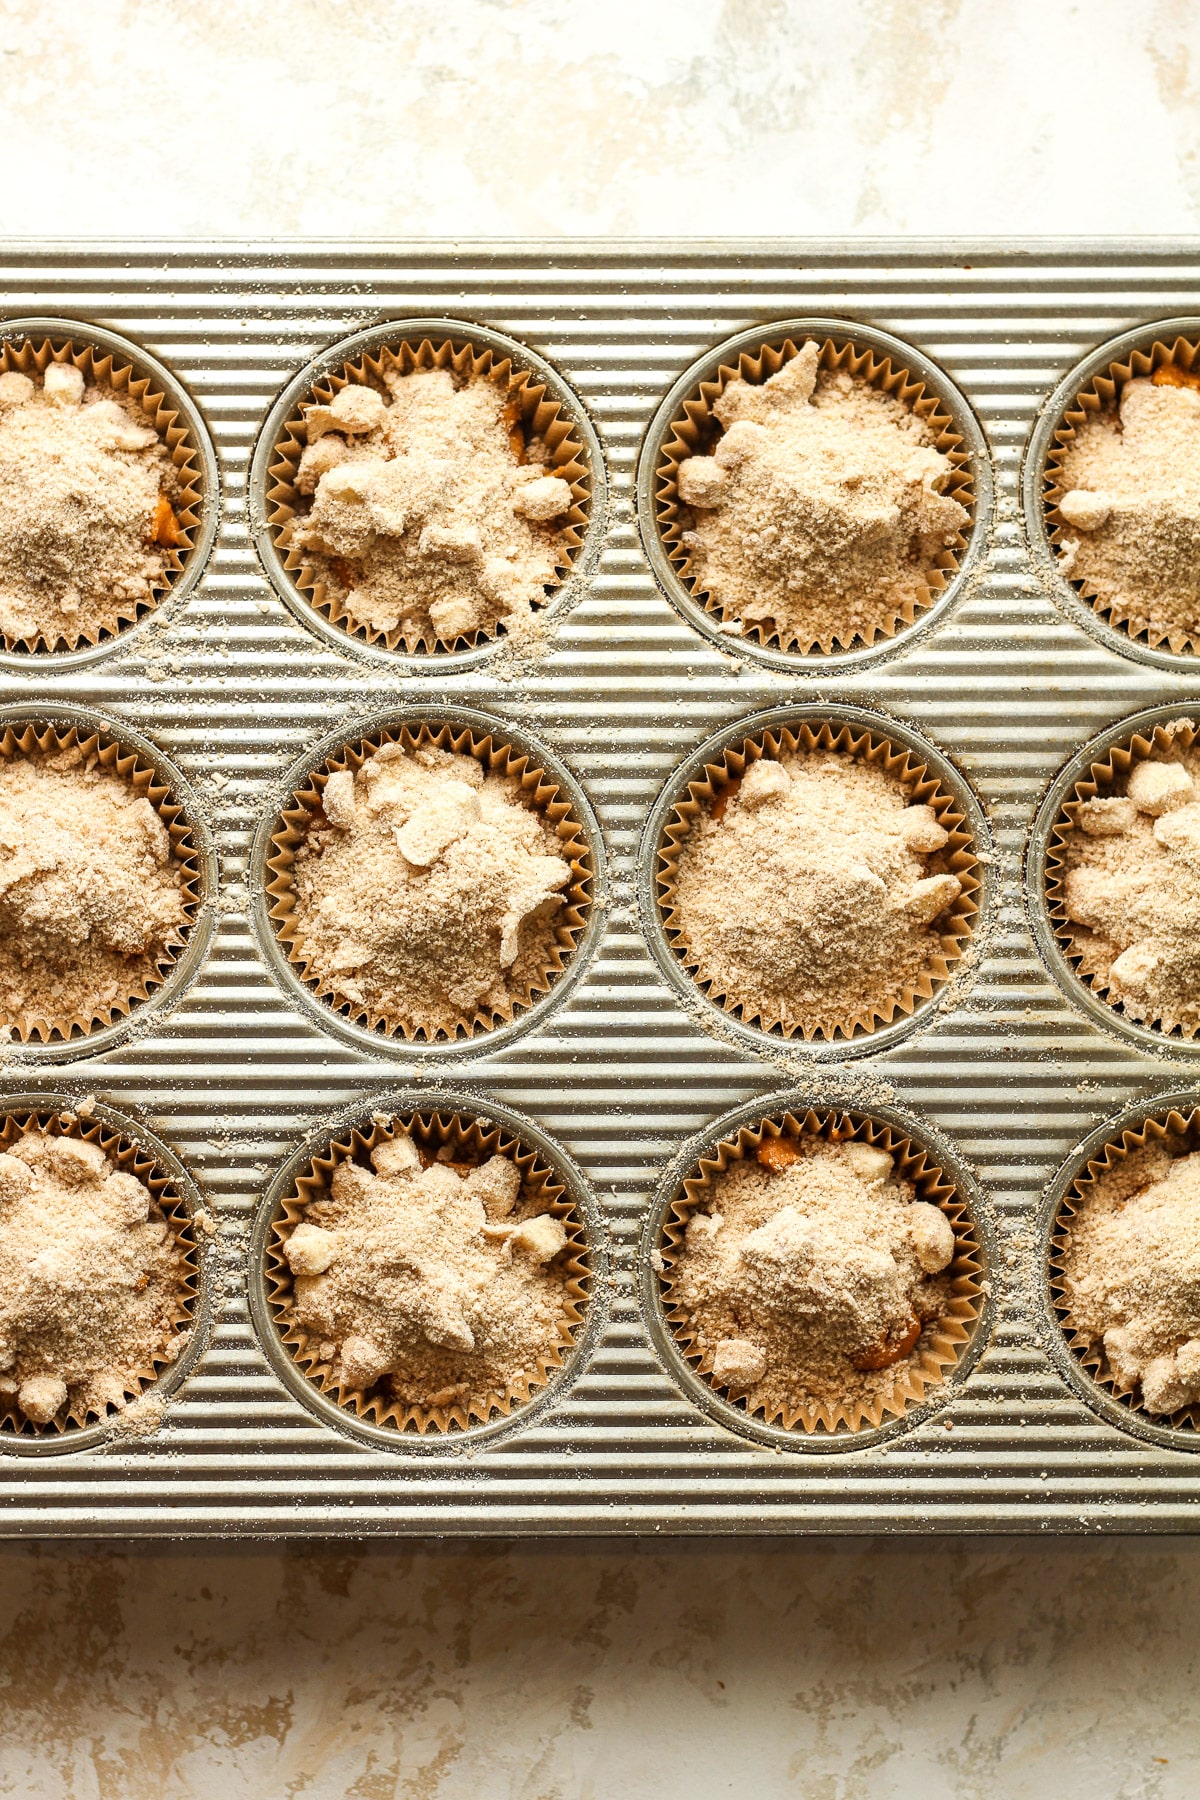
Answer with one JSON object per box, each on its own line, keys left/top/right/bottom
{"left": 3, "top": 241, "right": 1200, "bottom": 1535}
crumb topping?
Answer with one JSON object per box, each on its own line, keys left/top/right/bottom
{"left": 673, "top": 342, "right": 968, "bottom": 649}
{"left": 1055, "top": 373, "right": 1200, "bottom": 639}
{"left": 0, "top": 363, "right": 182, "bottom": 645}
{"left": 285, "top": 1132, "right": 575, "bottom": 1412}
{"left": 0, "top": 747, "right": 189, "bottom": 1033}
{"left": 1061, "top": 734, "right": 1200, "bottom": 1033}
{"left": 0, "top": 1128, "right": 187, "bottom": 1426}
{"left": 669, "top": 750, "right": 964, "bottom": 1033}
{"left": 1062, "top": 1141, "right": 1200, "bottom": 1416}
{"left": 287, "top": 369, "right": 574, "bottom": 644}
{"left": 286, "top": 742, "right": 576, "bottom": 1038}
{"left": 668, "top": 1133, "right": 956, "bottom": 1420}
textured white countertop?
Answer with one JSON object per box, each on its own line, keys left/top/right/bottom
{"left": 2, "top": 0, "right": 1197, "bottom": 238}
{"left": 1, "top": 1536, "right": 1198, "bottom": 1797}
{"left": 2, "top": 2, "right": 1200, "bottom": 1795}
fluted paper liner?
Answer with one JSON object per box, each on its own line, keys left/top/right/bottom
{"left": 654, "top": 334, "right": 975, "bottom": 655}
{"left": 265, "top": 333, "right": 592, "bottom": 654}
{"left": 656, "top": 719, "right": 980, "bottom": 1042}
{"left": 0, "top": 333, "right": 206, "bottom": 653}
{"left": 1045, "top": 715, "right": 1199, "bottom": 1039}
{"left": 0, "top": 721, "right": 203, "bottom": 1045}
{"left": 0, "top": 1105, "right": 197, "bottom": 1438}
{"left": 658, "top": 1109, "right": 982, "bottom": 1436}
{"left": 266, "top": 1110, "right": 591, "bottom": 1435}
{"left": 1051, "top": 1107, "right": 1200, "bottom": 1432}
{"left": 266, "top": 720, "right": 593, "bottom": 1044}
{"left": 1043, "top": 334, "right": 1200, "bottom": 655}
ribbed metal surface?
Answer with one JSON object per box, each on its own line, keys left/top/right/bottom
{"left": 2, "top": 241, "right": 1200, "bottom": 1535}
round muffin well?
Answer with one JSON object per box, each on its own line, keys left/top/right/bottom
{"left": 263, "top": 1108, "right": 591, "bottom": 1436}
{"left": 654, "top": 714, "right": 980, "bottom": 1044}
{"left": 655, "top": 1108, "right": 984, "bottom": 1438}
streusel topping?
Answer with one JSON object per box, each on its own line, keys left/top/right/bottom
{"left": 288, "top": 369, "right": 574, "bottom": 644}
{"left": 285, "top": 1132, "right": 574, "bottom": 1412}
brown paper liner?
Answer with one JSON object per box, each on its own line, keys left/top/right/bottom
{"left": 0, "top": 721, "right": 203, "bottom": 1045}
{"left": 0, "top": 1105, "right": 197, "bottom": 1437}
{"left": 1051, "top": 1107, "right": 1200, "bottom": 1431}
{"left": 657, "top": 719, "right": 980, "bottom": 1042}
{"left": 266, "top": 720, "right": 593, "bottom": 1044}
{"left": 1043, "top": 335, "right": 1200, "bottom": 655}
{"left": 266, "top": 1110, "right": 591, "bottom": 1435}
{"left": 265, "top": 334, "right": 592, "bottom": 654}
{"left": 654, "top": 335, "right": 975, "bottom": 655}
{"left": 1046, "top": 715, "right": 1199, "bottom": 1038}
{"left": 659, "top": 1109, "right": 982, "bottom": 1435}
{"left": 0, "top": 335, "right": 205, "bottom": 654}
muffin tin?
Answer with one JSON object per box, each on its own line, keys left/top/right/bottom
{"left": 5, "top": 243, "right": 1200, "bottom": 1535}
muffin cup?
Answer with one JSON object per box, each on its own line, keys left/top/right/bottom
{"left": 0, "top": 712, "right": 207, "bottom": 1048}
{"left": 1039, "top": 708, "right": 1200, "bottom": 1044}
{"left": 652, "top": 712, "right": 981, "bottom": 1044}
{"left": 1046, "top": 1100, "right": 1200, "bottom": 1442}
{"left": 1040, "top": 327, "right": 1200, "bottom": 657}
{"left": 645, "top": 320, "right": 978, "bottom": 658}
{"left": 261, "top": 321, "right": 595, "bottom": 656}
{"left": 261, "top": 712, "right": 596, "bottom": 1048}
{"left": 0, "top": 321, "right": 211, "bottom": 655}
{"left": 261, "top": 1107, "right": 592, "bottom": 1437}
{"left": 653, "top": 1106, "right": 984, "bottom": 1438}
{"left": 0, "top": 1099, "right": 202, "bottom": 1441}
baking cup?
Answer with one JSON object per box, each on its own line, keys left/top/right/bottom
{"left": 258, "top": 710, "right": 598, "bottom": 1050}
{"left": 0, "top": 710, "right": 209, "bottom": 1051}
{"left": 0, "top": 1099, "right": 203, "bottom": 1442}
{"left": 1031, "top": 321, "right": 1200, "bottom": 660}
{"left": 1031, "top": 704, "right": 1200, "bottom": 1049}
{"left": 638, "top": 317, "right": 987, "bottom": 669}
{"left": 648, "top": 707, "right": 982, "bottom": 1048}
{"left": 259, "top": 1107, "right": 592, "bottom": 1438}
{"left": 0, "top": 318, "right": 214, "bottom": 657}
{"left": 1043, "top": 1097, "right": 1200, "bottom": 1447}
{"left": 649, "top": 1104, "right": 985, "bottom": 1442}
{"left": 256, "top": 318, "right": 599, "bottom": 659}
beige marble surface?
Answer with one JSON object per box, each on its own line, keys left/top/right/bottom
{"left": 3, "top": 1, "right": 1200, "bottom": 1793}
{"left": 0, "top": 1537, "right": 1196, "bottom": 1797}
{"left": 0, "top": 0, "right": 1198, "bottom": 237}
